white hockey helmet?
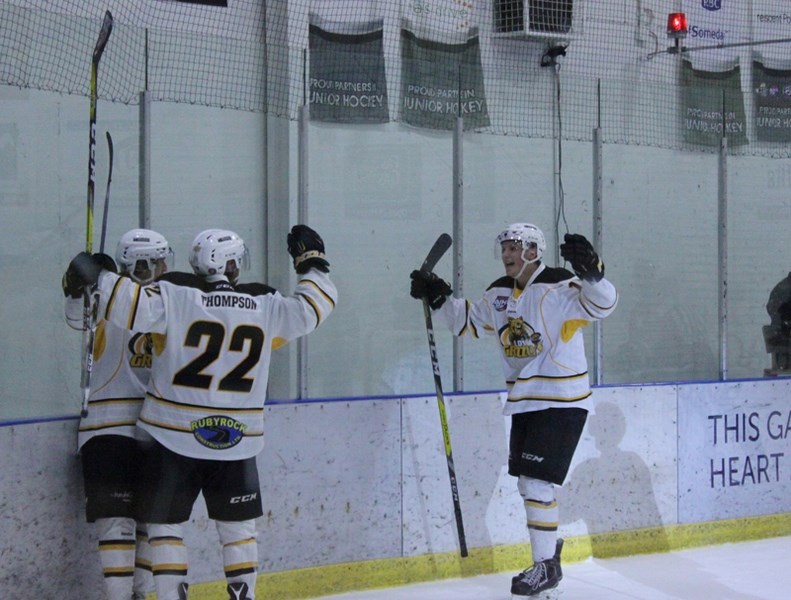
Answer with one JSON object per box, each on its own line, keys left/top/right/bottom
{"left": 115, "top": 229, "right": 173, "bottom": 284}
{"left": 189, "top": 229, "right": 250, "bottom": 280}
{"left": 496, "top": 223, "right": 546, "bottom": 266}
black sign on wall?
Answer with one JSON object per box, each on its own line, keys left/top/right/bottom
{"left": 175, "top": 0, "right": 228, "bottom": 6}
{"left": 753, "top": 60, "right": 791, "bottom": 143}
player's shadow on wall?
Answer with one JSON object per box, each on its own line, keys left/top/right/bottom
{"left": 560, "top": 401, "right": 668, "bottom": 546}
{"left": 560, "top": 402, "right": 759, "bottom": 599}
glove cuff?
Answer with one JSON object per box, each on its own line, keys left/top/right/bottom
{"left": 294, "top": 250, "right": 327, "bottom": 269}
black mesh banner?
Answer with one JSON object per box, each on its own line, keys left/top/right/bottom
{"left": 308, "top": 15, "right": 388, "bottom": 123}
{"left": 400, "top": 27, "right": 489, "bottom": 131}
{"left": 753, "top": 59, "right": 791, "bottom": 143}
{"left": 681, "top": 60, "right": 748, "bottom": 147}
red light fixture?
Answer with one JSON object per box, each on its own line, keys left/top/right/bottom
{"left": 667, "top": 12, "right": 688, "bottom": 39}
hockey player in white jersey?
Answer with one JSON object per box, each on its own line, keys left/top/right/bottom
{"left": 65, "top": 225, "right": 337, "bottom": 600}
{"left": 410, "top": 224, "right": 617, "bottom": 598}
{"left": 63, "top": 228, "right": 173, "bottom": 600}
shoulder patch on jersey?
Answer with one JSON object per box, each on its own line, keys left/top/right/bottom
{"left": 534, "top": 267, "right": 575, "bottom": 284}
{"left": 235, "top": 282, "right": 277, "bottom": 297}
{"left": 487, "top": 276, "right": 516, "bottom": 291}
{"left": 157, "top": 271, "right": 209, "bottom": 291}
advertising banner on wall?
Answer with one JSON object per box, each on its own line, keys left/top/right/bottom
{"left": 400, "top": 0, "right": 489, "bottom": 130}
{"left": 751, "top": 1, "right": 791, "bottom": 143}
{"left": 681, "top": 0, "right": 749, "bottom": 69}
{"left": 400, "top": 26, "right": 489, "bottom": 130}
{"left": 753, "top": 58, "right": 791, "bottom": 143}
{"left": 752, "top": 0, "right": 791, "bottom": 65}
{"left": 677, "top": 382, "right": 791, "bottom": 524}
{"left": 170, "top": 0, "right": 228, "bottom": 5}
{"left": 681, "top": 58, "right": 748, "bottom": 147}
{"left": 308, "top": 15, "right": 389, "bottom": 123}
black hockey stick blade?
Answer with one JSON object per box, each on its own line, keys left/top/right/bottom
{"left": 420, "top": 233, "right": 452, "bottom": 274}
{"left": 93, "top": 11, "right": 114, "bottom": 64}
{"left": 99, "top": 131, "right": 114, "bottom": 254}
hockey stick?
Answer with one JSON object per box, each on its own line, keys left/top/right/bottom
{"left": 418, "top": 233, "right": 468, "bottom": 558}
{"left": 81, "top": 11, "right": 114, "bottom": 418}
{"left": 85, "top": 10, "right": 113, "bottom": 254}
{"left": 99, "top": 132, "right": 114, "bottom": 254}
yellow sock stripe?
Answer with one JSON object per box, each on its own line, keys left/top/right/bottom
{"left": 224, "top": 537, "right": 256, "bottom": 548}
{"left": 152, "top": 563, "right": 189, "bottom": 576}
{"left": 527, "top": 520, "right": 559, "bottom": 532}
{"left": 525, "top": 499, "right": 558, "bottom": 510}
{"left": 225, "top": 561, "right": 258, "bottom": 577}
{"left": 102, "top": 566, "right": 134, "bottom": 577}
{"left": 99, "top": 540, "right": 136, "bottom": 551}
{"left": 135, "top": 558, "right": 153, "bottom": 572}
{"left": 150, "top": 536, "right": 185, "bottom": 547}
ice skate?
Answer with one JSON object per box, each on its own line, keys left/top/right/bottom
{"left": 177, "top": 582, "right": 189, "bottom": 600}
{"left": 227, "top": 581, "right": 251, "bottom": 600}
{"left": 511, "top": 538, "right": 563, "bottom": 597}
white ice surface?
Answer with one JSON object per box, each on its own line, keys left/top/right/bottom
{"left": 311, "top": 536, "right": 791, "bottom": 600}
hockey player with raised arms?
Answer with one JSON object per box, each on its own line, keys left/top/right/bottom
{"left": 409, "top": 224, "right": 617, "bottom": 598}
{"left": 63, "top": 228, "right": 173, "bottom": 600}
{"left": 65, "top": 225, "right": 337, "bottom": 600}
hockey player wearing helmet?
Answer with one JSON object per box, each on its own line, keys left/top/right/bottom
{"left": 65, "top": 225, "right": 336, "bottom": 600}
{"left": 410, "top": 224, "right": 617, "bottom": 597}
{"left": 116, "top": 228, "right": 174, "bottom": 283}
{"left": 62, "top": 228, "right": 173, "bottom": 600}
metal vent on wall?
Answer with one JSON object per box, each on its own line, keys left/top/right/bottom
{"left": 493, "top": 0, "right": 577, "bottom": 39}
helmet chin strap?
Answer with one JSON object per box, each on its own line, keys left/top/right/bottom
{"left": 515, "top": 247, "right": 540, "bottom": 281}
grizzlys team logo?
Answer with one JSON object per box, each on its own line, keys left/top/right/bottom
{"left": 191, "top": 415, "right": 246, "bottom": 449}
{"left": 500, "top": 317, "right": 543, "bottom": 358}
{"left": 128, "top": 332, "right": 153, "bottom": 368}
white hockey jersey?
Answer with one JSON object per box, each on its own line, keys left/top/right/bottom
{"left": 435, "top": 263, "right": 617, "bottom": 415}
{"left": 65, "top": 296, "right": 150, "bottom": 449}
{"left": 95, "top": 269, "right": 337, "bottom": 460}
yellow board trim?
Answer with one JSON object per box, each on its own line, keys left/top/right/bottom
{"left": 148, "top": 513, "right": 791, "bottom": 600}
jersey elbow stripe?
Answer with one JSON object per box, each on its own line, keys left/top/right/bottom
{"left": 300, "top": 278, "right": 336, "bottom": 308}
{"left": 470, "top": 319, "right": 481, "bottom": 339}
{"left": 297, "top": 292, "right": 322, "bottom": 326}
{"left": 104, "top": 277, "right": 124, "bottom": 320}
{"left": 127, "top": 284, "right": 142, "bottom": 330}
{"left": 579, "top": 294, "right": 617, "bottom": 316}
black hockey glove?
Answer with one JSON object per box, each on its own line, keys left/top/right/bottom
{"left": 62, "top": 252, "right": 116, "bottom": 298}
{"left": 410, "top": 269, "right": 452, "bottom": 310}
{"left": 560, "top": 233, "right": 604, "bottom": 282}
{"left": 287, "top": 224, "right": 330, "bottom": 274}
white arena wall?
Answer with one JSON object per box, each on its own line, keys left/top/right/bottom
{"left": 2, "top": 379, "right": 790, "bottom": 599}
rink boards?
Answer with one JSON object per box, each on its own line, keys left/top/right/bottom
{"left": 2, "top": 378, "right": 790, "bottom": 598}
